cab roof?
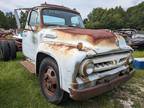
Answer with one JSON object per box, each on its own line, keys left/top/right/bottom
{"left": 32, "top": 3, "right": 80, "bottom": 14}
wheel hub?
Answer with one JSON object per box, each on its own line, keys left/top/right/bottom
{"left": 43, "top": 66, "right": 57, "bottom": 96}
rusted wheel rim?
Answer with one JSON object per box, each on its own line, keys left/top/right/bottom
{"left": 43, "top": 66, "right": 57, "bottom": 96}
{"left": 0, "top": 47, "right": 3, "bottom": 60}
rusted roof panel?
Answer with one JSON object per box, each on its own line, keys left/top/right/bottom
{"left": 33, "top": 3, "right": 79, "bottom": 14}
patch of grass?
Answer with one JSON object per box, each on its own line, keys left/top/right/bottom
{"left": 133, "top": 70, "right": 144, "bottom": 78}
{"left": 0, "top": 51, "right": 144, "bottom": 108}
{"left": 0, "top": 53, "right": 57, "bottom": 108}
{"left": 133, "top": 50, "right": 144, "bottom": 58}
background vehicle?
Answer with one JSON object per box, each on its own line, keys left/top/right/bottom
{"left": 131, "top": 31, "right": 144, "bottom": 48}
{"left": 115, "top": 29, "right": 144, "bottom": 48}
{"left": 0, "top": 29, "right": 22, "bottom": 61}
{"left": 14, "top": 3, "right": 134, "bottom": 104}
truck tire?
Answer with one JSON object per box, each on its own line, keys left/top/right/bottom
{"left": 0, "top": 44, "right": 3, "bottom": 60}
{"left": 39, "top": 57, "right": 66, "bottom": 104}
{"left": 0, "top": 41, "right": 10, "bottom": 61}
{"left": 8, "top": 40, "right": 16, "bottom": 60}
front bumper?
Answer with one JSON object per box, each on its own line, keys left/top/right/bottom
{"left": 70, "top": 70, "right": 134, "bottom": 100}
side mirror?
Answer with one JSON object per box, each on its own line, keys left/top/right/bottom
{"left": 14, "top": 9, "right": 21, "bottom": 29}
{"left": 14, "top": 8, "right": 30, "bottom": 31}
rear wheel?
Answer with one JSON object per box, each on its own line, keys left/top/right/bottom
{"left": 39, "top": 57, "right": 67, "bottom": 104}
{"left": 0, "top": 45, "right": 3, "bottom": 60}
{"left": 0, "top": 41, "right": 10, "bottom": 61}
{"left": 8, "top": 40, "right": 17, "bottom": 60}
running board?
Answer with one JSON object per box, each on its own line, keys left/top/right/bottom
{"left": 20, "top": 60, "right": 35, "bottom": 74}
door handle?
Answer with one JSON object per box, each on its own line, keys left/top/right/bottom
{"left": 44, "top": 34, "right": 57, "bottom": 39}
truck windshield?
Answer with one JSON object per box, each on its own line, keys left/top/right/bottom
{"left": 42, "top": 9, "right": 84, "bottom": 28}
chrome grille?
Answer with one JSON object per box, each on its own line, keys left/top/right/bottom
{"left": 92, "top": 53, "right": 130, "bottom": 73}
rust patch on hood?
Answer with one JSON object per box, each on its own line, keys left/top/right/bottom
{"left": 55, "top": 28, "right": 115, "bottom": 40}
{"left": 53, "top": 28, "right": 118, "bottom": 50}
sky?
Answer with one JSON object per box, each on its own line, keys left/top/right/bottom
{"left": 0, "top": 0, "right": 144, "bottom": 19}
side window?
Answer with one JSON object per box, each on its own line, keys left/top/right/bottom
{"left": 29, "top": 11, "right": 39, "bottom": 26}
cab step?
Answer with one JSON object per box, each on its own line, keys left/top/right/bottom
{"left": 20, "top": 60, "right": 35, "bottom": 74}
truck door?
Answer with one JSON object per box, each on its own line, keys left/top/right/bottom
{"left": 22, "top": 10, "right": 39, "bottom": 61}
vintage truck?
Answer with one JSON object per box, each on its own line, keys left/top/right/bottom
{"left": 14, "top": 3, "right": 134, "bottom": 104}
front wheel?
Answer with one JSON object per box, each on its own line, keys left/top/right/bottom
{"left": 39, "top": 57, "right": 67, "bottom": 104}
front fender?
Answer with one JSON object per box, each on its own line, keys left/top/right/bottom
{"left": 37, "top": 42, "right": 89, "bottom": 92}
{"left": 115, "top": 34, "right": 133, "bottom": 51}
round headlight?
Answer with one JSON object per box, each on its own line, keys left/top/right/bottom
{"left": 129, "top": 55, "right": 134, "bottom": 63}
{"left": 85, "top": 63, "right": 95, "bottom": 75}
{"left": 79, "top": 60, "right": 95, "bottom": 76}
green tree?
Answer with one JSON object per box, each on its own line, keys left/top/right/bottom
{"left": 0, "top": 10, "right": 7, "bottom": 29}
{"left": 85, "top": 7, "right": 126, "bottom": 29}
{"left": 84, "top": 2, "right": 144, "bottom": 30}
{"left": 5, "top": 12, "right": 17, "bottom": 29}
{"left": 127, "top": 2, "right": 144, "bottom": 30}
{"left": 20, "top": 11, "right": 28, "bottom": 29}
